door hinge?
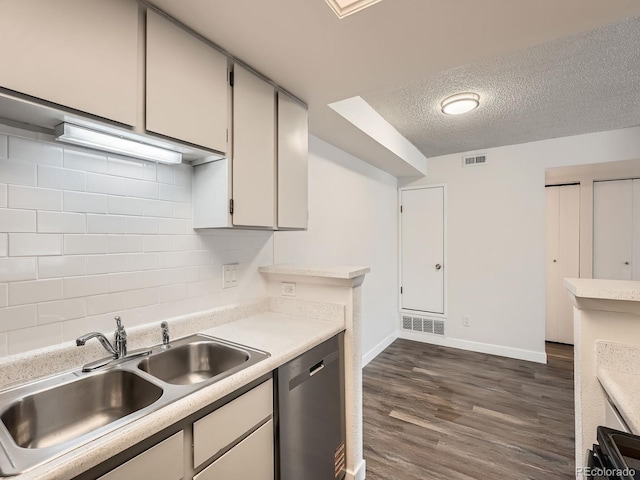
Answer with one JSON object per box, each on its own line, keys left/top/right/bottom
{"left": 229, "top": 70, "right": 234, "bottom": 87}
{"left": 229, "top": 199, "right": 234, "bottom": 215}
{"left": 400, "top": 286, "right": 403, "bottom": 294}
{"left": 226, "top": 128, "right": 229, "bottom": 143}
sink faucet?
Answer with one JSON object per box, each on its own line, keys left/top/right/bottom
{"left": 161, "top": 321, "right": 170, "bottom": 347}
{"left": 76, "top": 316, "right": 127, "bottom": 359}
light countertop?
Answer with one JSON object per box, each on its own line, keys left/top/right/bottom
{"left": 565, "top": 278, "right": 640, "bottom": 302}
{"left": 7, "top": 310, "right": 344, "bottom": 480}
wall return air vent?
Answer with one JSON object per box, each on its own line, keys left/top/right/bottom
{"left": 401, "top": 314, "right": 445, "bottom": 337}
{"left": 462, "top": 154, "right": 487, "bottom": 167}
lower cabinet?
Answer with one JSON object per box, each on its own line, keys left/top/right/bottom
{"left": 88, "top": 378, "right": 273, "bottom": 480}
{"left": 97, "top": 432, "right": 184, "bottom": 480}
{"left": 194, "top": 420, "right": 274, "bottom": 480}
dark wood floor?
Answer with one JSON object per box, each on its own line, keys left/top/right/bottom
{"left": 363, "top": 340, "right": 574, "bottom": 480}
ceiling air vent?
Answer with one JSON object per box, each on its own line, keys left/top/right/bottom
{"left": 462, "top": 154, "right": 487, "bottom": 167}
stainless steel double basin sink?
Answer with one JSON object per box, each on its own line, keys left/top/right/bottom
{"left": 0, "top": 334, "right": 270, "bottom": 476}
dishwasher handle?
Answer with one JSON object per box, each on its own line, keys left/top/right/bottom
{"left": 309, "top": 360, "right": 324, "bottom": 376}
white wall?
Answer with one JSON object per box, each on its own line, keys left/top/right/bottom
{"left": 274, "top": 135, "right": 398, "bottom": 362}
{"left": 400, "top": 126, "right": 640, "bottom": 362}
{"left": 0, "top": 125, "right": 272, "bottom": 356}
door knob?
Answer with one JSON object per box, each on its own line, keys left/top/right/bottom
{"left": 435, "top": 264, "right": 442, "bottom": 270}
{"left": 625, "top": 261, "right": 630, "bottom": 265}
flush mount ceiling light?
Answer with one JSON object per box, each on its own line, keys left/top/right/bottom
{"left": 54, "top": 123, "right": 183, "bottom": 165}
{"left": 441, "top": 92, "right": 480, "bottom": 115}
{"left": 324, "top": 0, "right": 383, "bottom": 19}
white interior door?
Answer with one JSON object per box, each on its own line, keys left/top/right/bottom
{"left": 557, "top": 184, "right": 580, "bottom": 344}
{"left": 632, "top": 179, "right": 640, "bottom": 280}
{"left": 593, "top": 180, "right": 633, "bottom": 280}
{"left": 545, "top": 187, "right": 560, "bottom": 342}
{"left": 401, "top": 187, "right": 445, "bottom": 314}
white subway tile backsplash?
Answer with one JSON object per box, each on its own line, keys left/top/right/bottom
{"left": 0, "top": 209, "right": 36, "bottom": 232}
{"left": 87, "top": 214, "right": 126, "bottom": 234}
{"left": 9, "top": 234, "right": 62, "bottom": 257}
{"left": 124, "top": 178, "right": 158, "bottom": 200}
{"left": 38, "top": 211, "right": 85, "bottom": 233}
{"left": 0, "top": 258, "right": 36, "bottom": 282}
{"left": 62, "top": 313, "right": 114, "bottom": 343}
{"left": 86, "top": 173, "right": 126, "bottom": 196}
{"left": 0, "top": 135, "right": 7, "bottom": 158}
{"left": 0, "top": 304, "right": 37, "bottom": 332}
{"left": 107, "top": 196, "right": 143, "bottom": 216}
{"left": 107, "top": 235, "right": 143, "bottom": 254}
{"left": 38, "top": 256, "right": 86, "bottom": 278}
{"left": 0, "top": 234, "right": 6, "bottom": 257}
{"left": 158, "top": 283, "right": 187, "bottom": 303}
{"left": 159, "top": 252, "right": 189, "bottom": 269}
{"left": 159, "top": 218, "right": 188, "bottom": 235}
{"left": 8, "top": 185, "right": 63, "bottom": 211}
{"left": 7, "top": 323, "right": 63, "bottom": 355}
{"left": 199, "top": 265, "right": 218, "bottom": 281}
{"left": 9, "top": 279, "right": 63, "bottom": 306}
{"left": 64, "top": 235, "right": 107, "bottom": 255}
{"left": 38, "top": 165, "right": 85, "bottom": 191}
{"left": 187, "top": 280, "right": 213, "bottom": 299}
{"left": 64, "top": 191, "right": 107, "bottom": 214}
{"left": 86, "top": 287, "right": 157, "bottom": 316}
{"left": 108, "top": 271, "right": 149, "bottom": 293}
{"left": 173, "top": 202, "right": 191, "bottom": 219}
{"left": 143, "top": 199, "right": 173, "bottom": 218}
{"left": 87, "top": 254, "right": 128, "bottom": 275}
{"left": 9, "top": 137, "right": 63, "bottom": 166}
{"left": 0, "top": 184, "right": 6, "bottom": 208}
{"left": 63, "top": 148, "right": 108, "bottom": 173}
{"left": 157, "top": 164, "right": 174, "bottom": 184}
{"left": 174, "top": 235, "right": 199, "bottom": 252}
{"left": 0, "top": 284, "right": 6, "bottom": 308}
{"left": 0, "top": 159, "right": 37, "bottom": 186}
{"left": 174, "top": 165, "right": 193, "bottom": 187}
{"left": 37, "top": 298, "right": 86, "bottom": 325}
{"left": 126, "top": 253, "right": 159, "bottom": 271}
{"left": 126, "top": 217, "right": 158, "bottom": 234}
{"left": 188, "top": 250, "right": 212, "bottom": 266}
{"left": 159, "top": 184, "right": 190, "bottom": 203}
{"left": 64, "top": 275, "right": 108, "bottom": 299}
{"left": 143, "top": 235, "right": 174, "bottom": 252}
{"left": 108, "top": 156, "right": 156, "bottom": 181}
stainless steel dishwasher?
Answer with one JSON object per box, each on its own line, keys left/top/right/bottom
{"left": 277, "top": 333, "right": 346, "bottom": 480}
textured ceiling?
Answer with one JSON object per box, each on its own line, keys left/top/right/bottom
{"left": 363, "top": 16, "right": 640, "bottom": 158}
{"left": 148, "top": 0, "right": 640, "bottom": 175}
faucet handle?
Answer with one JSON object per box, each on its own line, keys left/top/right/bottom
{"left": 114, "top": 315, "right": 123, "bottom": 330}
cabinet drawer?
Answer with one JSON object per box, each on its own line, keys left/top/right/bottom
{"left": 193, "top": 379, "right": 273, "bottom": 467}
{"left": 194, "top": 419, "right": 274, "bottom": 480}
{"left": 98, "top": 431, "right": 183, "bottom": 480}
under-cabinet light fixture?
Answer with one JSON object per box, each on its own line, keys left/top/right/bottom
{"left": 54, "top": 123, "right": 183, "bottom": 165}
{"left": 441, "top": 92, "right": 480, "bottom": 115}
{"left": 324, "top": 0, "right": 383, "bottom": 19}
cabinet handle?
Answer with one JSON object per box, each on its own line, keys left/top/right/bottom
{"left": 553, "top": 259, "right": 557, "bottom": 263}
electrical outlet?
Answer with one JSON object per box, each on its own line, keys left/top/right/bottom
{"left": 463, "top": 315, "right": 471, "bottom": 327}
{"left": 281, "top": 282, "right": 296, "bottom": 297}
{"left": 222, "top": 263, "right": 239, "bottom": 289}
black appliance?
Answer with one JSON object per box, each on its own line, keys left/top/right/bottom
{"left": 587, "top": 427, "right": 640, "bottom": 479}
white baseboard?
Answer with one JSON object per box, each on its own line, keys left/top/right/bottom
{"left": 362, "top": 332, "right": 397, "bottom": 366}
{"left": 346, "top": 459, "right": 366, "bottom": 480}
{"left": 398, "top": 330, "right": 547, "bottom": 364}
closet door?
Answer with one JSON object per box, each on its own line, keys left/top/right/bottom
{"left": 545, "top": 184, "right": 579, "bottom": 344}
{"left": 593, "top": 180, "right": 633, "bottom": 280}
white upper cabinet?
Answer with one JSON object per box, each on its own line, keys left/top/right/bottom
{"left": 277, "top": 92, "right": 308, "bottom": 230}
{"left": 232, "top": 66, "right": 276, "bottom": 228}
{"left": 0, "top": 0, "right": 139, "bottom": 126}
{"left": 146, "top": 10, "right": 229, "bottom": 153}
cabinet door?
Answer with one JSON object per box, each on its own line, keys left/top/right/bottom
{"left": 0, "top": 0, "right": 138, "bottom": 125}
{"left": 146, "top": 10, "right": 228, "bottom": 152}
{"left": 98, "top": 431, "right": 183, "bottom": 480}
{"left": 194, "top": 420, "right": 274, "bottom": 480}
{"left": 277, "top": 93, "right": 308, "bottom": 229}
{"left": 593, "top": 180, "right": 633, "bottom": 280}
{"left": 232, "top": 66, "right": 276, "bottom": 228}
